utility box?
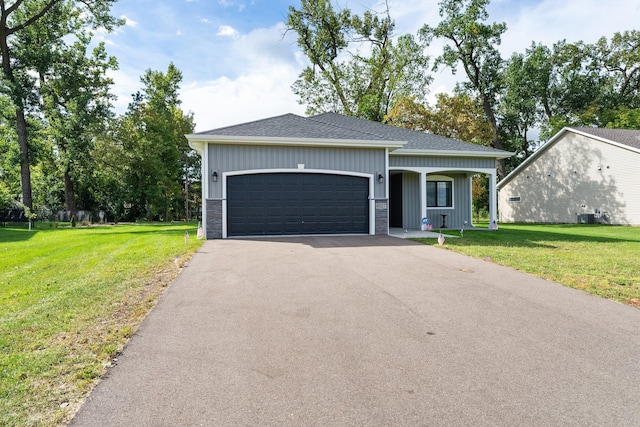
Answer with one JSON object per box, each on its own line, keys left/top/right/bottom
{"left": 577, "top": 213, "right": 595, "bottom": 224}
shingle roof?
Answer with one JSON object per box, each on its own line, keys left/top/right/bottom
{"left": 571, "top": 127, "right": 640, "bottom": 151}
{"left": 196, "top": 113, "right": 390, "bottom": 141}
{"left": 309, "top": 112, "right": 506, "bottom": 154}
{"left": 195, "top": 112, "right": 511, "bottom": 156}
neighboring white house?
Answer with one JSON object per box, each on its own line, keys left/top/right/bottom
{"left": 498, "top": 127, "right": 640, "bottom": 225}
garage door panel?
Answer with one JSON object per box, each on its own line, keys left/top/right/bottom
{"left": 227, "top": 173, "right": 369, "bottom": 236}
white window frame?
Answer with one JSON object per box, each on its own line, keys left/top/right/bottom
{"left": 426, "top": 175, "right": 454, "bottom": 210}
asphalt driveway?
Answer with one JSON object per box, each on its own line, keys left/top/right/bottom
{"left": 71, "top": 236, "right": 640, "bottom": 426}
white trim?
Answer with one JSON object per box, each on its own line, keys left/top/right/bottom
{"left": 186, "top": 134, "right": 406, "bottom": 150}
{"left": 569, "top": 128, "right": 640, "bottom": 155}
{"left": 195, "top": 141, "right": 209, "bottom": 238}
{"left": 221, "top": 168, "right": 376, "bottom": 238}
{"left": 384, "top": 148, "right": 390, "bottom": 236}
{"left": 489, "top": 172, "right": 497, "bottom": 227}
{"left": 426, "top": 175, "right": 455, "bottom": 210}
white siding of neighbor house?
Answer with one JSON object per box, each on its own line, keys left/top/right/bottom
{"left": 498, "top": 132, "right": 640, "bottom": 225}
{"left": 207, "top": 144, "right": 387, "bottom": 199}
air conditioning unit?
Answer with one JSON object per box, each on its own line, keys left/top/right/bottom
{"left": 577, "top": 213, "right": 595, "bottom": 224}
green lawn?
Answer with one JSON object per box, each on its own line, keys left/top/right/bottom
{"left": 414, "top": 224, "right": 640, "bottom": 307}
{"left": 0, "top": 223, "right": 204, "bottom": 426}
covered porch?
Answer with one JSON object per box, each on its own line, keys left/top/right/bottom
{"left": 388, "top": 167, "right": 497, "bottom": 231}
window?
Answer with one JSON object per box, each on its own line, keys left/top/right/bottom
{"left": 508, "top": 196, "right": 521, "bottom": 202}
{"left": 427, "top": 177, "right": 453, "bottom": 208}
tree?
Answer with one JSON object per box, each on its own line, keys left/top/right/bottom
{"left": 287, "top": 0, "right": 430, "bottom": 122}
{"left": 110, "top": 64, "right": 196, "bottom": 221}
{"left": 0, "top": 0, "right": 121, "bottom": 209}
{"left": 385, "top": 93, "right": 494, "bottom": 145}
{"left": 420, "top": 0, "right": 507, "bottom": 177}
{"left": 38, "top": 36, "right": 118, "bottom": 212}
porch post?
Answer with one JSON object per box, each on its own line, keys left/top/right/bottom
{"left": 420, "top": 171, "right": 427, "bottom": 225}
{"left": 489, "top": 171, "right": 497, "bottom": 228}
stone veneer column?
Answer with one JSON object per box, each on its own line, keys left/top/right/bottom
{"left": 374, "top": 199, "right": 389, "bottom": 235}
{"left": 205, "top": 199, "right": 223, "bottom": 239}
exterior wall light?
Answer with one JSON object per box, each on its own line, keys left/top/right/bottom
{"left": 212, "top": 171, "right": 219, "bottom": 182}
{"left": 377, "top": 173, "right": 384, "bottom": 183}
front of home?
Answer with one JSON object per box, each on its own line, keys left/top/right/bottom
{"left": 187, "top": 113, "right": 512, "bottom": 239}
{"left": 498, "top": 127, "right": 640, "bottom": 225}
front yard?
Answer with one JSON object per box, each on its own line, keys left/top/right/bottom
{"left": 415, "top": 223, "right": 640, "bottom": 307}
{"left": 0, "top": 223, "right": 203, "bottom": 426}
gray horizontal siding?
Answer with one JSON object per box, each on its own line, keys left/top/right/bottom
{"left": 208, "top": 144, "right": 386, "bottom": 199}
{"left": 390, "top": 155, "right": 495, "bottom": 170}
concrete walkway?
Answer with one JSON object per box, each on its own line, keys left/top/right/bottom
{"left": 71, "top": 236, "right": 640, "bottom": 426}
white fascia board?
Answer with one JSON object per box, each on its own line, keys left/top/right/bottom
{"left": 569, "top": 128, "right": 640, "bottom": 155}
{"left": 185, "top": 134, "right": 407, "bottom": 150}
{"left": 391, "top": 148, "right": 514, "bottom": 159}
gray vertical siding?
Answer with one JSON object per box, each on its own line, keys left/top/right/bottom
{"left": 425, "top": 175, "right": 472, "bottom": 229}
{"left": 390, "top": 155, "right": 495, "bottom": 169}
{"left": 207, "top": 144, "right": 387, "bottom": 199}
{"left": 402, "top": 173, "right": 420, "bottom": 228}
{"left": 399, "top": 172, "right": 472, "bottom": 229}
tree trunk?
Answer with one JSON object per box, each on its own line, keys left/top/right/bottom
{"left": 16, "top": 109, "right": 33, "bottom": 208}
{"left": 479, "top": 95, "right": 506, "bottom": 179}
{"left": 64, "top": 166, "right": 77, "bottom": 212}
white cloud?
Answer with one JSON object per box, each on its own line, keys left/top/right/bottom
{"left": 181, "top": 66, "right": 306, "bottom": 132}
{"left": 217, "top": 25, "right": 238, "bottom": 37}
{"left": 180, "top": 23, "right": 306, "bottom": 131}
{"left": 121, "top": 15, "right": 138, "bottom": 27}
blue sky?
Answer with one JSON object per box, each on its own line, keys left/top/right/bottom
{"left": 98, "top": 0, "right": 640, "bottom": 132}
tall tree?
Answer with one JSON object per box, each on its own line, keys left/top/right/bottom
{"left": 0, "top": 0, "right": 121, "bottom": 209}
{"left": 420, "top": 0, "right": 507, "bottom": 177}
{"left": 287, "top": 0, "right": 430, "bottom": 122}
{"left": 114, "top": 64, "right": 195, "bottom": 221}
{"left": 38, "top": 34, "right": 117, "bottom": 212}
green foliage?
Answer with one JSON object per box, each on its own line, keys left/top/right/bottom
{"left": 94, "top": 63, "right": 197, "bottom": 222}
{"left": 70, "top": 215, "right": 76, "bottom": 227}
{"left": 287, "top": 0, "right": 431, "bottom": 121}
{"left": 385, "top": 93, "right": 494, "bottom": 146}
{"left": 0, "top": 0, "right": 123, "bottom": 209}
{"left": 420, "top": 0, "right": 508, "bottom": 176}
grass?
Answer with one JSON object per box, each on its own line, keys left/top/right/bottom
{"left": 414, "top": 223, "right": 640, "bottom": 307}
{"left": 0, "top": 223, "right": 204, "bottom": 426}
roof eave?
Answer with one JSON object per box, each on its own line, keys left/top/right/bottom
{"left": 185, "top": 134, "right": 407, "bottom": 150}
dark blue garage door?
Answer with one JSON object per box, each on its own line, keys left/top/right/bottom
{"left": 227, "top": 173, "right": 369, "bottom": 237}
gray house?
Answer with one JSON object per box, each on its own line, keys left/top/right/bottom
{"left": 498, "top": 127, "right": 640, "bottom": 225}
{"left": 188, "top": 113, "right": 512, "bottom": 239}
